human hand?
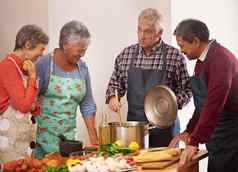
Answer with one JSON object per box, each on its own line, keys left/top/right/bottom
{"left": 169, "top": 131, "right": 190, "bottom": 148}
{"left": 23, "top": 60, "right": 36, "bottom": 79}
{"left": 178, "top": 145, "right": 198, "bottom": 167}
{"left": 108, "top": 96, "right": 121, "bottom": 112}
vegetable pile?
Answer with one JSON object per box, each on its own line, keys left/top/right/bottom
{"left": 2, "top": 141, "right": 140, "bottom": 172}
{"left": 98, "top": 140, "right": 140, "bottom": 156}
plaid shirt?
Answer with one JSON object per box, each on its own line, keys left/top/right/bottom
{"left": 106, "top": 40, "right": 192, "bottom": 109}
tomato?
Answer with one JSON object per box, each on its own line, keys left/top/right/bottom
{"left": 15, "top": 166, "right": 21, "bottom": 172}
{"left": 32, "top": 159, "right": 42, "bottom": 169}
{"left": 21, "top": 163, "right": 28, "bottom": 171}
{"left": 46, "top": 159, "right": 58, "bottom": 167}
{"left": 3, "top": 161, "right": 18, "bottom": 171}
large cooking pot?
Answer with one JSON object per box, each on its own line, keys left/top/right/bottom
{"left": 99, "top": 85, "right": 177, "bottom": 148}
{"left": 107, "top": 121, "right": 153, "bottom": 149}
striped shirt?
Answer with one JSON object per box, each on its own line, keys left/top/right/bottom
{"left": 106, "top": 40, "right": 192, "bottom": 109}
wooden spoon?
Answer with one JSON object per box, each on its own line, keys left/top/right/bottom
{"left": 115, "top": 90, "right": 123, "bottom": 126}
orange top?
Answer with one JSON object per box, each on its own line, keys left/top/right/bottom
{"left": 0, "top": 53, "right": 37, "bottom": 114}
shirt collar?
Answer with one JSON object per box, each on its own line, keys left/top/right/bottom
{"left": 198, "top": 39, "right": 215, "bottom": 62}
{"left": 139, "top": 39, "right": 163, "bottom": 54}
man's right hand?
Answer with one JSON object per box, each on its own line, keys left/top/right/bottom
{"left": 108, "top": 96, "right": 121, "bottom": 112}
{"left": 169, "top": 131, "right": 190, "bottom": 148}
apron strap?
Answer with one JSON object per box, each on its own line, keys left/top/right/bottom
{"left": 129, "top": 43, "right": 168, "bottom": 80}
{"left": 49, "top": 55, "right": 54, "bottom": 74}
{"left": 8, "top": 56, "right": 25, "bottom": 81}
{"left": 160, "top": 44, "right": 168, "bottom": 83}
{"left": 129, "top": 46, "right": 140, "bottom": 69}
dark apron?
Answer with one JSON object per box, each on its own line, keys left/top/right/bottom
{"left": 127, "top": 44, "right": 173, "bottom": 147}
{"left": 191, "top": 58, "right": 238, "bottom": 172}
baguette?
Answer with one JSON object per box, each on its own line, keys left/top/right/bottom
{"left": 134, "top": 148, "right": 181, "bottom": 163}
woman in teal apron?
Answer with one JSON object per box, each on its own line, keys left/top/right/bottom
{"left": 35, "top": 21, "right": 98, "bottom": 159}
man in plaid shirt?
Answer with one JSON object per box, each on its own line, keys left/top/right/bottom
{"left": 106, "top": 8, "right": 192, "bottom": 147}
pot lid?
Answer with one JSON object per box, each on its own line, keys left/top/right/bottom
{"left": 144, "top": 85, "right": 178, "bottom": 128}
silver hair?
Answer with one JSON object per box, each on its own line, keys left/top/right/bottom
{"left": 138, "top": 8, "right": 164, "bottom": 33}
{"left": 14, "top": 25, "right": 49, "bottom": 50}
{"left": 59, "top": 20, "right": 91, "bottom": 49}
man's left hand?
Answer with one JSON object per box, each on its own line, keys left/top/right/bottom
{"left": 178, "top": 145, "right": 198, "bottom": 167}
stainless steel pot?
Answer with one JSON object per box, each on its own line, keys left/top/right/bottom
{"left": 107, "top": 121, "right": 152, "bottom": 148}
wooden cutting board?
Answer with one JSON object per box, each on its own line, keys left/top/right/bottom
{"left": 139, "top": 156, "right": 180, "bottom": 169}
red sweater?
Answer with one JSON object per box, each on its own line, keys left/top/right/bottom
{"left": 0, "top": 53, "right": 37, "bottom": 114}
{"left": 186, "top": 42, "right": 238, "bottom": 146}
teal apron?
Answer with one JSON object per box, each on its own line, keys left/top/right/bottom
{"left": 191, "top": 41, "right": 238, "bottom": 172}
{"left": 35, "top": 59, "right": 86, "bottom": 159}
{"left": 127, "top": 44, "right": 180, "bottom": 147}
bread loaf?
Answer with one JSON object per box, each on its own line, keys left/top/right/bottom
{"left": 134, "top": 148, "right": 181, "bottom": 163}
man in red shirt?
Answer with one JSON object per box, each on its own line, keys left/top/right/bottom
{"left": 169, "top": 19, "right": 238, "bottom": 171}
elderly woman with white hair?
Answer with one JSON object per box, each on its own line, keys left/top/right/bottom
{"left": 35, "top": 20, "right": 98, "bottom": 159}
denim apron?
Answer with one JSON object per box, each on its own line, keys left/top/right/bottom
{"left": 191, "top": 56, "right": 238, "bottom": 171}
{"left": 0, "top": 56, "right": 36, "bottom": 163}
{"left": 35, "top": 59, "right": 86, "bottom": 159}
{"left": 127, "top": 44, "right": 180, "bottom": 147}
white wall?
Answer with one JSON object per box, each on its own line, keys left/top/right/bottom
{"left": 171, "top": 0, "right": 238, "bottom": 171}
{"left": 0, "top": 0, "right": 49, "bottom": 58}
{"left": 47, "top": 0, "right": 172, "bottom": 145}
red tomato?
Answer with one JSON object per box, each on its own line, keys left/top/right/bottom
{"left": 4, "top": 161, "right": 18, "bottom": 171}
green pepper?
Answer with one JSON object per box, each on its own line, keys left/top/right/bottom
{"left": 98, "top": 143, "right": 134, "bottom": 156}
{"left": 43, "top": 165, "right": 69, "bottom": 172}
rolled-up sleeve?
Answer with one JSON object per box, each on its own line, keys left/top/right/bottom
{"left": 105, "top": 54, "right": 126, "bottom": 103}
{"left": 80, "top": 65, "right": 97, "bottom": 117}
{"left": 174, "top": 52, "right": 192, "bottom": 109}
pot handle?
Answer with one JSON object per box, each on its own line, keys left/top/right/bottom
{"left": 145, "top": 123, "right": 157, "bottom": 135}
{"left": 148, "top": 125, "right": 156, "bottom": 130}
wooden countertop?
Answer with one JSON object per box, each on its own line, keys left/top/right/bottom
{"left": 140, "top": 150, "right": 208, "bottom": 172}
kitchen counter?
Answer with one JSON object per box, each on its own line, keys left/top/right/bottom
{"left": 140, "top": 150, "right": 208, "bottom": 172}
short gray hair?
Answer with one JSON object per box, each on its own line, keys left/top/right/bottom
{"left": 174, "top": 19, "right": 209, "bottom": 43}
{"left": 14, "top": 25, "right": 49, "bottom": 50}
{"left": 59, "top": 20, "right": 91, "bottom": 49}
{"left": 138, "top": 8, "right": 164, "bottom": 33}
